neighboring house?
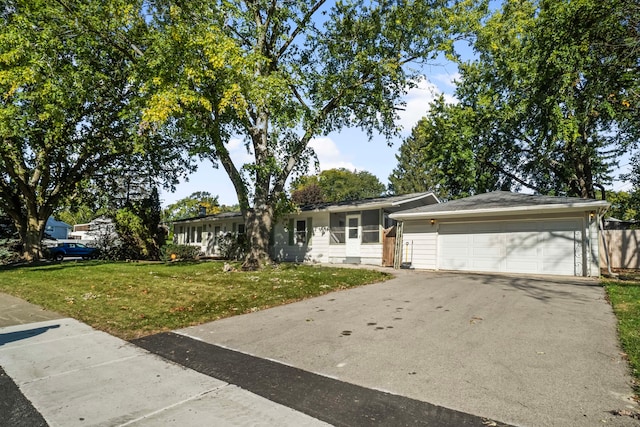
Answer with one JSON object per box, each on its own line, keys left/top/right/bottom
{"left": 603, "top": 217, "right": 640, "bottom": 230}
{"left": 390, "top": 191, "right": 610, "bottom": 277}
{"left": 69, "top": 217, "right": 116, "bottom": 241}
{"left": 45, "top": 217, "right": 71, "bottom": 240}
{"left": 172, "top": 192, "right": 440, "bottom": 265}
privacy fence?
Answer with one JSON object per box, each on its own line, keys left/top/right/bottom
{"left": 600, "top": 230, "right": 640, "bottom": 270}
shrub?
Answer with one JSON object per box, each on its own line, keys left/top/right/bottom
{"left": 0, "top": 238, "right": 21, "bottom": 264}
{"left": 216, "top": 232, "right": 247, "bottom": 261}
{"left": 160, "top": 244, "right": 201, "bottom": 262}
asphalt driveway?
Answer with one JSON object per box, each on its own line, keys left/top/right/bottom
{"left": 177, "top": 270, "right": 638, "bottom": 426}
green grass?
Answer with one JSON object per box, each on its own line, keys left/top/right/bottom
{"left": 0, "top": 261, "right": 390, "bottom": 340}
{"left": 603, "top": 275, "right": 640, "bottom": 391}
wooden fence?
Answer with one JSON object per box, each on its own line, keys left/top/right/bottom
{"left": 600, "top": 229, "right": 640, "bottom": 270}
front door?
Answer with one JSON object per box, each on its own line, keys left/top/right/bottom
{"left": 346, "top": 214, "right": 361, "bottom": 257}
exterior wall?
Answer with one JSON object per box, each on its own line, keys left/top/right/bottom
{"left": 271, "top": 211, "right": 384, "bottom": 265}
{"left": 401, "top": 220, "right": 437, "bottom": 269}
{"left": 342, "top": 243, "right": 383, "bottom": 266}
{"left": 398, "top": 212, "right": 601, "bottom": 277}
{"left": 69, "top": 219, "right": 115, "bottom": 241}
{"left": 175, "top": 208, "right": 388, "bottom": 265}
{"left": 45, "top": 218, "right": 71, "bottom": 240}
{"left": 174, "top": 219, "right": 244, "bottom": 256}
{"left": 270, "top": 213, "right": 324, "bottom": 262}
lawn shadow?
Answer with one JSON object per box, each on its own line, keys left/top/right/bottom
{"left": 0, "top": 324, "right": 60, "bottom": 346}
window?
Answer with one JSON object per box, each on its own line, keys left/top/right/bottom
{"left": 288, "top": 218, "right": 312, "bottom": 245}
{"left": 348, "top": 217, "right": 358, "bottom": 239}
{"left": 296, "top": 220, "right": 307, "bottom": 244}
{"left": 196, "top": 226, "right": 202, "bottom": 243}
{"left": 237, "top": 224, "right": 245, "bottom": 235}
{"left": 214, "top": 226, "right": 221, "bottom": 244}
{"left": 330, "top": 212, "right": 346, "bottom": 244}
{"left": 361, "top": 209, "right": 380, "bottom": 243}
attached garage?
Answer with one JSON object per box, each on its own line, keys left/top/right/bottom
{"left": 391, "top": 192, "right": 610, "bottom": 277}
{"left": 438, "top": 219, "right": 583, "bottom": 276}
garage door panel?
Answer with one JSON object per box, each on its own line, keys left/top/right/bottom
{"left": 507, "top": 233, "right": 541, "bottom": 257}
{"left": 471, "top": 257, "right": 504, "bottom": 271}
{"left": 506, "top": 259, "right": 540, "bottom": 273}
{"left": 439, "top": 219, "right": 582, "bottom": 276}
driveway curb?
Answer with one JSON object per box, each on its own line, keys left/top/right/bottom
{"left": 133, "top": 332, "right": 506, "bottom": 427}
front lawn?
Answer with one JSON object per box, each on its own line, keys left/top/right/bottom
{"left": 0, "top": 261, "right": 390, "bottom": 340}
{"left": 603, "top": 276, "right": 640, "bottom": 392}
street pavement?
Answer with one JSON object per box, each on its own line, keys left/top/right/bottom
{"left": 1, "top": 269, "right": 639, "bottom": 426}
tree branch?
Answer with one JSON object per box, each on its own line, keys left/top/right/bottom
{"left": 53, "top": 0, "right": 139, "bottom": 61}
{"left": 276, "top": 0, "right": 327, "bottom": 59}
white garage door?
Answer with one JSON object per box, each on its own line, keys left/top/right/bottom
{"left": 438, "top": 219, "right": 584, "bottom": 276}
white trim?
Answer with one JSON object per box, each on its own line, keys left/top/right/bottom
{"left": 391, "top": 193, "right": 440, "bottom": 206}
{"left": 390, "top": 201, "right": 609, "bottom": 220}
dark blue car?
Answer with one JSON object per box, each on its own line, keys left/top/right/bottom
{"left": 49, "top": 242, "right": 98, "bottom": 261}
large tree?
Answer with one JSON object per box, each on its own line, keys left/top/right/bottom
{"left": 0, "top": 0, "right": 191, "bottom": 260}
{"left": 388, "top": 96, "right": 507, "bottom": 199}
{"left": 448, "top": 0, "right": 639, "bottom": 199}
{"left": 291, "top": 168, "right": 386, "bottom": 205}
{"left": 141, "top": 0, "right": 486, "bottom": 269}
{"left": 162, "top": 191, "right": 221, "bottom": 223}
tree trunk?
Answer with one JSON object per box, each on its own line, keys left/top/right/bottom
{"left": 241, "top": 203, "right": 274, "bottom": 271}
{"left": 19, "top": 216, "right": 47, "bottom": 262}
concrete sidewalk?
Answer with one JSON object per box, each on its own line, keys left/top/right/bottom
{"left": 0, "top": 295, "right": 328, "bottom": 427}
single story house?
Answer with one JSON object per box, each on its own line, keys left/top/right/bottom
{"left": 390, "top": 191, "right": 609, "bottom": 277}
{"left": 172, "top": 192, "right": 440, "bottom": 265}
{"left": 45, "top": 217, "right": 72, "bottom": 240}
{"left": 69, "top": 217, "right": 116, "bottom": 241}
{"left": 172, "top": 191, "right": 609, "bottom": 277}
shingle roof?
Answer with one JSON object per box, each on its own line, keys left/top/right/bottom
{"left": 391, "top": 191, "right": 609, "bottom": 219}
{"left": 172, "top": 192, "right": 439, "bottom": 223}
{"left": 298, "top": 192, "right": 438, "bottom": 212}
{"left": 172, "top": 211, "right": 243, "bottom": 223}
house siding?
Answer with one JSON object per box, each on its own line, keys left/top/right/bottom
{"left": 171, "top": 192, "right": 443, "bottom": 266}
{"left": 175, "top": 219, "right": 244, "bottom": 256}
{"left": 270, "top": 211, "right": 385, "bottom": 266}
{"left": 402, "top": 220, "right": 437, "bottom": 269}
{"left": 271, "top": 212, "right": 323, "bottom": 262}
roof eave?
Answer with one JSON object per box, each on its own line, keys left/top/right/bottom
{"left": 391, "top": 192, "right": 440, "bottom": 206}
{"left": 302, "top": 193, "right": 438, "bottom": 213}
{"left": 390, "top": 201, "right": 610, "bottom": 220}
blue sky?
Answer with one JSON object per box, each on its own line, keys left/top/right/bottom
{"left": 159, "top": 59, "right": 462, "bottom": 207}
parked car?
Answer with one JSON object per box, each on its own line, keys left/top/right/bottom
{"left": 49, "top": 242, "right": 98, "bottom": 261}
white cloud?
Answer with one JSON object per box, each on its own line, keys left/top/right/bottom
{"left": 395, "top": 76, "right": 458, "bottom": 135}
{"left": 433, "top": 72, "right": 461, "bottom": 88}
{"left": 308, "top": 137, "right": 357, "bottom": 173}
{"left": 226, "top": 137, "right": 243, "bottom": 151}
{"left": 227, "top": 137, "right": 254, "bottom": 166}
